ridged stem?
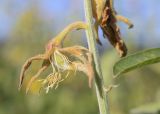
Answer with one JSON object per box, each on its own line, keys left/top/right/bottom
{"left": 84, "top": 0, "right": 110, "bottom": 114}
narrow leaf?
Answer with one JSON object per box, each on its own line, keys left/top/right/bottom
{"left": 113, "top": 48, "right": 160, "bottom": 76}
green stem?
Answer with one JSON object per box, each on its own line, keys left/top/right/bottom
{"left": 84, "top": 0, "right": 110, "bottom": 114}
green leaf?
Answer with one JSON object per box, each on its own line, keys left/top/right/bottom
{"left": 130, "top": 102, "right": 160, "bottom": 114}
{"left": 113, "top": 48, "right": 160, "bottom": 77}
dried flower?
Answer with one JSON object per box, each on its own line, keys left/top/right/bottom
{"left": 18, "top": 22, "right": 94, "bottom": 93}
{"left": 92, "top": 0, "right": 133, "bottom": 57}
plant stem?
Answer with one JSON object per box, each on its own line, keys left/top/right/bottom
{"left": 84, "top": 0, "right": 110, "bottom": 114}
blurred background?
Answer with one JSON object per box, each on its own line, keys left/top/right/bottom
{"left": 0, "top": 0, "right": 160, "bottom": 114}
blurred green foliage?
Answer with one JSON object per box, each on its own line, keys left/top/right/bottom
{"left": 101, "top": 50, "right": 160, "bottom": 114}
{"left": 0, "top": 3, "right": 160, "bottom": 114}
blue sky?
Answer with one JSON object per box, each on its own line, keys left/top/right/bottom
{"left": 0, "top": 0, "right": 160, "bottom": 46}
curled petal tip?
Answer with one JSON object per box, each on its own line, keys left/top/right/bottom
{"left": 128, "top": 24, "right": 134, "bottom": 29}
